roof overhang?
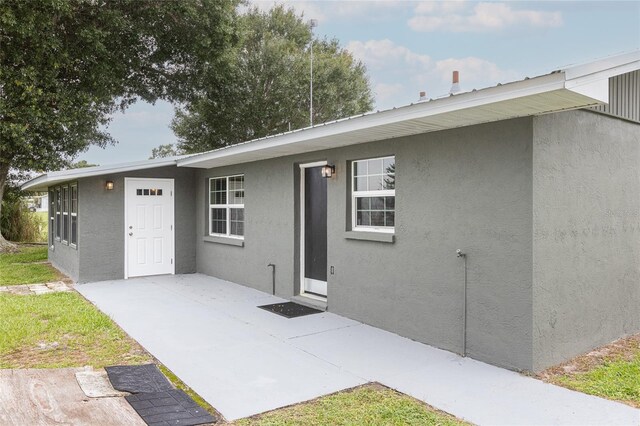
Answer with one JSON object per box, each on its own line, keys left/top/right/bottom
{"left": 178, "top": 51, "right": 639, "bottom": 170}
{"left": 21, "top": 51, "right": 639, "bottom": 190}
{"left": 21, "top": 156, "right": 186, "bottom": 191}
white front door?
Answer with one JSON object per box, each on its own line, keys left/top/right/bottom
{"left": 125, "top": 178, "right": 175, "bottom": 278}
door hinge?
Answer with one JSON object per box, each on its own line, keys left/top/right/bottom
{"left": 171, "top": 258, "right": 173, "bottom": 264}
{"left": 170, "top": 225, "right": 173, "bottom": 231}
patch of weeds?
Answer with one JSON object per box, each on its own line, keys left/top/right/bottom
{"left": 234, "top": 383, "right": 467, "bottom": 426}
{"left": 0, "top": 292, "right": 151, "bottom": 368}
{"left": 158, "top": 364, "right": 222, "bottom": 420}
{"left": 540, "top": 334, "right": 640, "bottom": 407}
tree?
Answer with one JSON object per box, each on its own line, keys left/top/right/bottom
{"left": 149, "top": 144, "right": 182, "bottom": 160}
{"left": 71, "top": 160, "right": 97, "bottom": 169}
{"left": 172, "top": 5, "right": 374, "bottom": 154}
{"left": 0, "top": 0, "right": 239, "bottom": 250}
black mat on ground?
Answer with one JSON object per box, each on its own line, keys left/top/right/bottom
{"left": 105, "top": 364, "right": 174, "bottom": 394}
{"left": 258, "top": 301, "right": 322, "bottom": 319}
{"left": 126, "top": 389, "right": 217, "bottom": 425}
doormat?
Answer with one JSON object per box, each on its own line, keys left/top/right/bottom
{"left": 258, "top": 302, "right": 322, "bottom": 319}
{"left": 126, "top": 389, "right": 217, "bottom": 425}
{"left": 105, "top": 364, "right": 174, "bottom": 394}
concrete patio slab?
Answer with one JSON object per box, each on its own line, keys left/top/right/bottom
{"left": 78, "top": 274, "right": 640, "bottom": 425}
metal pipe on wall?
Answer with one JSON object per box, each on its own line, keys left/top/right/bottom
{"left": 267, "top": 263, "right": 276, "bottom": 295}
{"left": 456, "top": 249, "right": 468, "bottom": 357}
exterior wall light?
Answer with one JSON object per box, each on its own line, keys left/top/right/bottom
{"left": 105, "top": 180, "right": 114, "bottom": 190}
{"left": 321, "top": 164, "right": 335, "bottom": 178}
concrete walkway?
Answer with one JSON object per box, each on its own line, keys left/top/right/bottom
{"left": 0, "top": 281, "right": 72, "bottom": 295}
{"left": 77, "top": 274, "right": 640, "bottom": 425}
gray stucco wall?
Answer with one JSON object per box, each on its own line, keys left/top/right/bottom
{"left": 76, "top": 165, "right": 196, "bottom": 283}
{"left": 196, "top": 118, "right": 534, "bottom": 371}
{"left": 48, "top": 234, "right": 79, "bottom": 282}
{"left": 532, "top": 110, "right": 640, "bottom": 370}
{"left": 47, "top": 185, "right": 80, "bottom": 281}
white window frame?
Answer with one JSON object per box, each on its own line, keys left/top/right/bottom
{"left": 209, "top": 174, "right": 245, "bottom": 239}
{"left": 70, "top": 183, "right": 78, "bottom": 248}
{"left": 55, "top": 186, "right": 61, "bottom": 241}
{"left": 49, "top": 189, "right": 55, "bottom": 245}
{"left": 352, "top": 155, "right": 395, "bottom": 234}
{"left": 61, "top": 185, "right": 69, "bottom": 244}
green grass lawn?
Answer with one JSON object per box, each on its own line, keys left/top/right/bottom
{"left": 0, "top": 291, "right": 151, "bottom": 369}
{"left": 235, "top": 384, "right": 467, "bottom": 426}
{"left": 554, "top": 358, "right": 640, "bottom": 406}
{"left": 542, "top": 335, "right": 640, "bottom": 408}
{"left": 0, "top": 245, "right": 62, "bottom": 286}
{"left": 548, "top": 354, "right": 640, "bottom": 407}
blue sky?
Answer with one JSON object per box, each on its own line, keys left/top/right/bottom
{"left": 81, "top": 0, "right": 640, "bottom": 165}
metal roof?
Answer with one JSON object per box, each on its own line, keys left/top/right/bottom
{"left": 22, "top": 51, "right": 640, "bottom": 190}
{"left": 21, "top": 155, "right": 190, "bottom": 191}
{"left": 177, "top": 51, "right": 639, "bottom": 169}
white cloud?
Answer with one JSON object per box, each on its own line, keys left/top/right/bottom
{"left": 414, "top": 1, "right": 466, "bottom": 15}
{"left": 409, "top": 2, "right": 563, "bottom": 33}
{"left": 242, "top": 1, "right": 404, "bottom": 24}
{"left": 345, "top": 39, "right": 518, "bottom": 109}
{"left": 374, "top": 83, "right": 405, "bottom": 107}
{"left": 346, "top": 39, "right": 431, "bottom": 71}
{"left": 433, "top": 56, "right": 520, "bottom": 92}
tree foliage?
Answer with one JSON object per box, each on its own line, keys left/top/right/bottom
{"left": 71, "top": 160, "right": 97, "bottom": 169}
{"left": 0, "top": 0, "right": 239, "bottom": 245}
{"left": 149, "top": 144, "right": 182, "bottom": 160}
{"left": 172, "top": 5, "right": 374, "bottom": 153}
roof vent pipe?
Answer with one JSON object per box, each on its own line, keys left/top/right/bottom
{"left": 418, "top": 91, "right": 427, "bottom": 101}
{"left": 450, "top": 70, "right": 461, "bottom": 95}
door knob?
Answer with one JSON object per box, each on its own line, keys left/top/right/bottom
{"left": 128, "top": 232, "right": 133, "bottom": 236}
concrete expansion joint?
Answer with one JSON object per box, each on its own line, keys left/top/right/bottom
{"left": 287, "top": 323, "right": 362, "bottom": 341}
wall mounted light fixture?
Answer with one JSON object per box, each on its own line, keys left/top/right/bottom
{"left": 105, "top": 180, "right": 114, "bottom": 190}
{"left": 321, "top": 164, "right": 335, "bottom": 178}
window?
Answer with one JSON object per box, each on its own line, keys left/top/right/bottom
{"left": 136, "top": 188, "right": 163, "bottom": 196}
{"left": 49, "top": 189, "right": 55, "bottom": 244}
{"left": 70, "top": 184, "right": 78, "bottom": 247}
{"left": 61, "top": 185, "right": 69, "bottom": 243}
{"left": 55, "top": 186, "right": 61, "bottom": 241}
{"left": 209, "top": 175, "right": 244, "bottom": 238}
{"left": 352, "top": 156, "right": 395, "bottom": 232}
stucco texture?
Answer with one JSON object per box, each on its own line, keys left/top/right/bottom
{"left": 49, "top": 166, "right": 197, "bottom": 283}
{"left": 196, "top": 117, "right": 534, "bottom": 371}
{"left": 532, "top": 110, "right": 640, "bottom": 370}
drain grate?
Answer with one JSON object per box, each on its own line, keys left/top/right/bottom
{"left": 126, "top": 389, "right": 217, "bottom": 425}
{"left": 105, "top": 364, "right": 174, "bottom": 394}
{"left": 258, "top": 302, "right": 322, "bottom": 319}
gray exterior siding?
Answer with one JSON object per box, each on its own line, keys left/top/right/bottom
{"left": 45, "top": 99, "right": 640, "bottom": 372}
{"left": 196, "top": 118, "right": 534, "bottom": 371}
{"left": 48, "top": 238, "right": 79, "bottom": 282}
{"left": 49, "top": 165, "right": 196, "bottom": 283}
{"left": 47, "top": 184, "right": 79, "bottom": 281}
{"left": 532, "top": 110, "right": 640, "bottom": 370}
{"left": 590, "top": 70, "right": 640, "bottom": 123}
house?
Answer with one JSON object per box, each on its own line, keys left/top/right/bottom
{"left": 22, "top": 52, "right": 640, "bottom": 372}
{"left": 25, "top": 193, "right": 48, "bottom": 212}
